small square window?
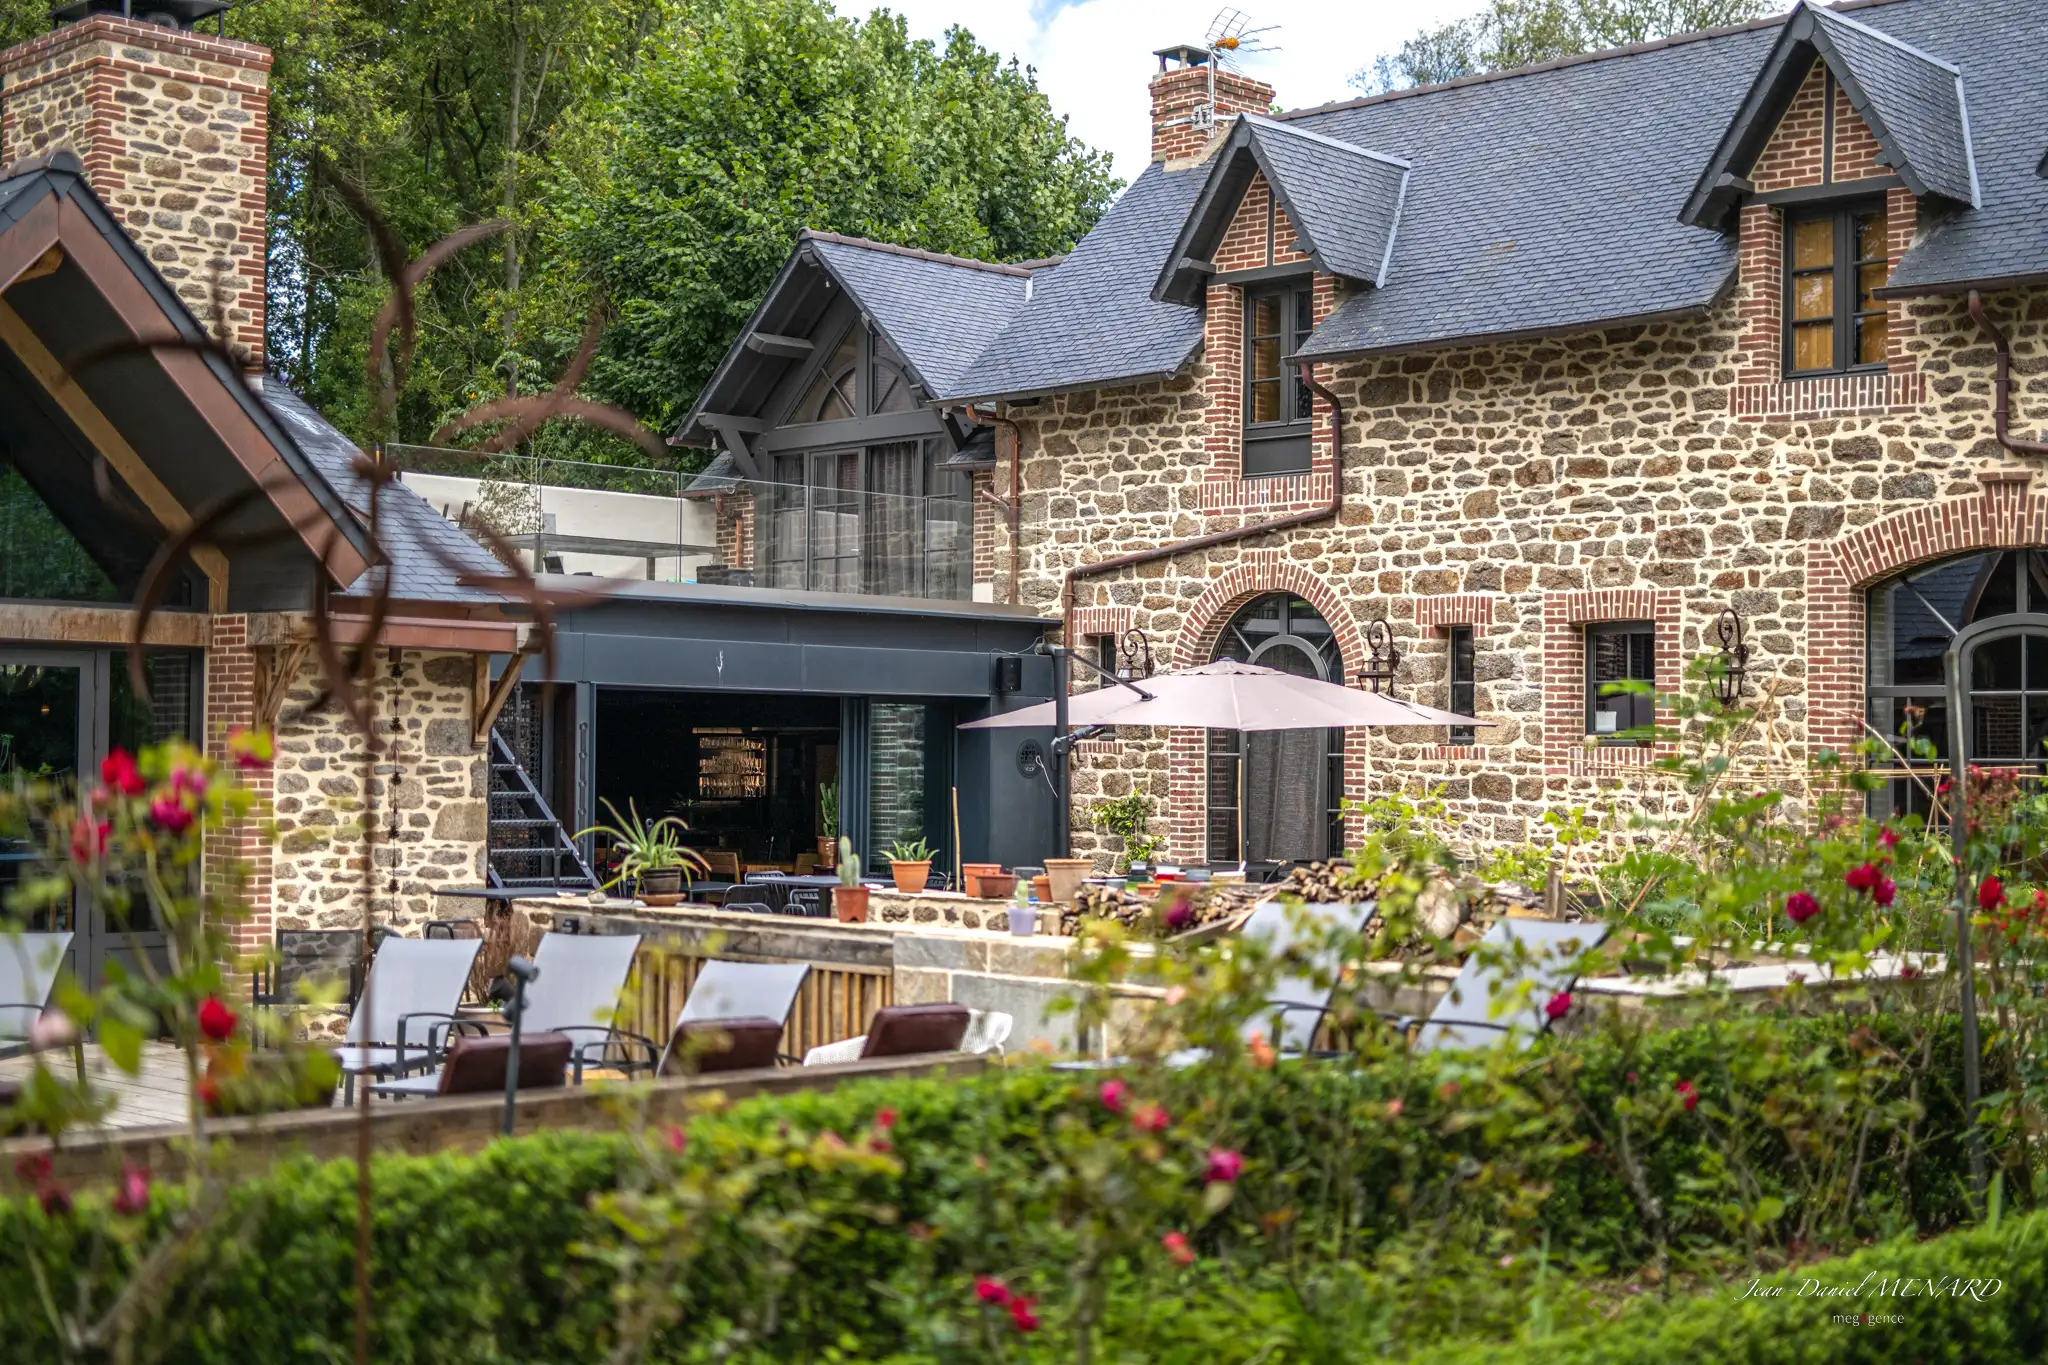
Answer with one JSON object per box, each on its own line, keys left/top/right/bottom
{"left": 1586, "top": 622, "right": 1655, "bottom": 744}
{"left": 1783, "top": 203, "right": 1889, "bottom": 378}
{"left": 1448, "top": 625, "right": 1477, "bottom": 746}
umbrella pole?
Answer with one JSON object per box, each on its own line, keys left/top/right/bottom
{"left": 1054, "top": 648, "right": 1071, "bottom": 858}
{"left": 1236, "top": 731, "right": 1245, "bottom": 866}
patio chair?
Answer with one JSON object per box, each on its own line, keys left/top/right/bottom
{"left": 370, "top": 1031, "right": 572, "bottom": 1100}
{"left": 701, "top": 850, "right": 742, "bottom": 881}
{"left": 1389, "top": 917, "right": 1612, "bottom": 1052}
{"left": 725, "top": 900, "right": 775, "bottom": 916}
{"left": 252, "top": 928, "right": 365, "bottom": 1008}
{"left": 330, "top": 936, "right": 483, "bottom": 1103}
{"left": 0, "top": 932, "right": 75, "bottom": 1066}
{"left": 654, "top": 959, "right": 811, "bottom": 1076}
{"left": 787, "top": 887, "right": 825, "bottom": 917}
{"left": 800, "top": 1003, "right": 980, "bottom": 1066}
{"left": 366, "top": 932, "right": 644, "bottom": 1093}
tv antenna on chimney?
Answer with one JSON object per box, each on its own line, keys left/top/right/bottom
{"left": 1165, "top": 8, "right": 1278, "bottom": 136}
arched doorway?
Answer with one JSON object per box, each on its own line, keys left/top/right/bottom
{"left": 1207, "top": 593, "right": 1345, "bottom": 864}
{"left": 1867, "top": 549, "right": 2048, "bottom": 820}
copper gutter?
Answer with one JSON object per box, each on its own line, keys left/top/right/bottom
{"left": 1060, "top": 362, "right": 1345, "bottom": 626}
{"left": 1968, "top": 290, "right": 2048, "bottom": 458}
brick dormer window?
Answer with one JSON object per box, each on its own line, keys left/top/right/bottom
{"left": 1785, "top": 201, "right": 1890, "bottom": 377}
{"left": 1244, "top": 282, "right": 1313, "bottom": 476}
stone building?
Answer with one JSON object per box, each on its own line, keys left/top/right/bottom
{"left": 686, "top": 0, "right": 2048, "bottom": 869}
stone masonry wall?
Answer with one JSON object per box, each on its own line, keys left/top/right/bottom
{"left": 998, "top": 275, "right": 2048, "bottom": 868}
{"left": 271, "top": 650, "right": 489, "bottom": 934}
{"left": 0, "top": 16, "right": 269, "bottom": 372}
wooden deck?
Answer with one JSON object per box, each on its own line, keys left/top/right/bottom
{"left": 1, "top": 1042, "right": 199, "bottom": 1130}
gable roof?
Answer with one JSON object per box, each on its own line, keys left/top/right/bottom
{"left": 675, "top": 232, "right": 1039, "bottom": 444}
{"left": 1156, "top": 116, "right": 1409, "bottom": 304}
{"left": 947, "top": 162, "right": 1208, "bottom": 403}
{"left": 1682, "top": 1, "right": 1978, "bottom": 229}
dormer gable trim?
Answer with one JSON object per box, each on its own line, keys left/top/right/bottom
{"left": 1682, "top": 1, "right": 1980, "bottom": 230}
{"left": 1154, "top": 114, "right": 1410, "bottom": 305}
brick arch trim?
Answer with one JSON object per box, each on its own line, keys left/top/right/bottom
{"left": 1807, "top": 479, "right": 2046, "bottom": 756}
{"left": 1162, "top": 553, "right": 1366, "bottom": 862}
{"left": 1175, "top": 551, "right": 1366, "bottom": 672}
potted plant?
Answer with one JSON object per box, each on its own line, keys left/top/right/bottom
{"left": 833, "top": 836, "right": 869, "bottom": 923}
{"left": 1043, "top": 855, "right": 1097, "bottom": 904}
{"left": 817, "top": 781, "right": 839, "bottom": 863}
{"left": 886, "top": 835, "right": 934, "bottom": 894}
{"left": 961, "top": 860, "right": 1003, "bottom": 898}
{"left": 1091, "top": 793, "right": 1162, "bottom": 874}
{"left": 576, "top": 798, "right": 709, "bottom": 902}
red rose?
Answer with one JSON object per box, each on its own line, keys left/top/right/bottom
{"left": 1845, "top": 863, "right": 1880, "bottom": 894}
{"left": 1877, "top": 827, "right": 1899, "bottom": 850}
{"left": 1202, "top": 1148, "right": 1245, "bottom": 1184}
{"left": 14, "top": 1152, "right": 51, "bottom": 1184}
{"left": 1873, "top": 878, "right": 1897, "bottom": 908}
{"left": 38, "top": 1183, "right": 72, "bottom": 1217}
{"left": 197, "top": 1075, "right": 221, "bottom": 1110}
{"left": 974, "top": 1275, "right": 1010, "bottom": 1306}
{"left": 1676, "top": 1079, "right": 1698, "bottom": 1113}
{"left": 149, "top": 798, "right": 194, "bottom": 835}
{"left": 1098, "top": 1079, "right": 1128, "bottom": 1114}
{"left": 1978, "top": 876, "right": 2005, "bottom": 912}
{"left": 196, "top": 997, "right": 237, "bottom": 1043}
{"left": 1785, "top": 892, "right": 1821, "bottom": 924}
{"left": 111, "top": 1165, "right": 151, "bottom": 1216}
{"left": 1161, "top": 1231, "right": 1195, "bottom": 1266}
{"left": 874, "top": 1106, "right": 897, "bottom": 1131}
{"left": 100, "top": 748, "right": 145, "bottom": 796}
{"left": 1129, "top": 1101, "right": 1170, "bottom": 1134}
{"left": 69, "top": 816, "right": 109, "bottom": 864}
{"left": 1006, "top": 1295, "right": 1040, "bottom": 1333}
{"left": 1543, "top": 991, "right": 1572, "bottom": 1022}
{"left": 665, "top": 1126, "right": 687, "bottom": 1154}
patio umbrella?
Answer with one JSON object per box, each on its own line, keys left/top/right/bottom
{"left": 959, "top": 660, "right": 1479, "bottom": 732}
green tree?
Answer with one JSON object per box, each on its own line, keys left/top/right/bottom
{"left": 534, "top": 0, "right": 1118, "bottom": 464}
{"left": 1355, "top": 0, "right": 1777, "bottom": 94}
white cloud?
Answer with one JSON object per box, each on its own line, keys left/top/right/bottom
{"left": 877, "top": 0, "right": 1483, "bottom": 183}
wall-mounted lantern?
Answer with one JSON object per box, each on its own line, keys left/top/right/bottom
{"left": 1354, "top": 618, "right": 1401, "bottom": 695}
{"left": 1118, "top": 628, "right": 1156, "bottom": 680}
{"left": 1713, "top": 606, "right": 1751, "bottom": 709}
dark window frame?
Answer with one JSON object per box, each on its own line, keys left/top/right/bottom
{"left": 1783, "top": 200, "right": 1890, "bottom": 379}
{"left": 1447, "top": 625, "right": 1477, "bottom": 747}
{"left": 1585, "top": 621, "right": 1656, "bottom": 746}
{"left": 1242, "top": 281, "right": 1315, "bottom": 478}
{"left": 762, "top": 439, "right": 970, "bottom": 599}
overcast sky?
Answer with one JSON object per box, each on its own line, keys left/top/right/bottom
{"left": 879, "top": 0, "right": 1486, "bottom": 184}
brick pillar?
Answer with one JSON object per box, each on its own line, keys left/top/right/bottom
{"left": 204, "top": 613, "right": 274, "bottom": 955}
{"left": 0, "top": 16, "right": 270, "bottom": 374}
{"left": 1149, "top": 56, "right": 1272, "bottom": 163}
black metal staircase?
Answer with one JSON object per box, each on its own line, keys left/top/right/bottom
{"left": 486, "top": 727, "right": 599, "bottom": 893}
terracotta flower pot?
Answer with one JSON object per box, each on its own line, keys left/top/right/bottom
{"left": 817, "top": 836, "right": 839, "bottom": 864}
{"left": 1031, "top": 874, "right": 1052, "bottom": 903}
{"left": 891, "top": 860, "right": 932, "bottom": 894}
{"left": 961, "top": 863, "right": 1002, "bottom": 898}
{"left": 977, "top": 872, "right": 1017, "bottom": 901}
{"left": 1044, "top": 857, "right": 1095, "bottom": 904}
{"left": 833, "top": 885, "right": 870, "bottom": 923}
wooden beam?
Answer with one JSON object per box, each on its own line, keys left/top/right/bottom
{"left": 0, "top": 298, "right": 231, "bottom": 601}
{"left": 742, "top": 332, "right": 814, "bottom": 360}
{"left": 702, "top": 414, "right": 763, "bottom": 481}
{"left": 12, "top": 246, "right": 62, "bottom": 285}
{"left": 246, "top": 610, "right": 525, "bottom": 654}
{"left": 473, "top": 640, "right": 537, "bottom": 747}
{"left": 0, "top": 603, "right": 209, "bottom": 648}
{"left": 0, "top": 194, "right": 59, "bottom": 294}
{"left": 254, "top": 639, "right": 310, "bottom": 728}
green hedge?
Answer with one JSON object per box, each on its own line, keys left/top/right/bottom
{"left": 1438, "top": 1211, "right": 2048, "bottom": 1365}
{"left": 0, "top": 1012, "right": 1992, "bottom": 1362}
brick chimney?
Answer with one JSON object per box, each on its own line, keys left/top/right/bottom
{"left": 0, "top": 15, "right": 270, "bottom": 374}
{"left": 1150, "top": 45, "right": 1274, "bottom": 163}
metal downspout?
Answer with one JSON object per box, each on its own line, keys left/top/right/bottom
{"left": 1967, "top": 290, "right": 2048, "bottom": 458}
{"left": 1061, "top": 361, "right": 1346, "bottom": 629}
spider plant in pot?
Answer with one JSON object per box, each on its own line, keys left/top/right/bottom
{"left": 885, "top": 834, "right": 934, "bottom": 893}
{"left": 817, "top": 781, "right": 839, "bottom": 863}
{"left": 576, "top": 798, "right": 709, "bottom": 901}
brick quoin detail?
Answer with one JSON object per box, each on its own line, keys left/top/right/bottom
{"left": 1808, "top": 484, "right": 2048, "bottom": 760}
{"left": 1542, "top": 589, "right": 1682, "bottom": 774}
{"left": 0, "top": 16, "right": 272, "bottom": 374}
{"left": 1413, "top": 594, "right": 1497, "bottom": 628}
{"left": 204, "top": 613, "right": 274, "bottom": 955}
{"left": 1158, "top": 555, "right": 1367, "bottom": 861}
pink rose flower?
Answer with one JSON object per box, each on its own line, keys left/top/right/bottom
{"left": 1785, "top": 891, "right": 1821, "bottom": 924}
{"left": 1098, "top": 1079, "right": 1128, "bottom": 1115}
{"left": 1543, "top": 991, "right": 1572, "bottom": 1021}
{"left": 1202, "top": 1148, "right": 1245, "bottom": 1184}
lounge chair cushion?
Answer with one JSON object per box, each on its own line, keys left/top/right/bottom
{"left": 662, "top": 1016, "right": 784, "bottom": 1075}
{"left": 437, "top": 1031, "right": 572, "bottom": 1095}
{"left": 859, "top": 1003, "right": 970, "bottom": 1059}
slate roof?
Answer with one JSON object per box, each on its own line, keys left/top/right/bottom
{"left": 1811, "top": 5, "right": 1977, "bottom": 206}
{"left": 262, "top": 387, "right": 509, "bottom": 604}
{"left": 1236, "top": 118, "right": 1408, "bottom": 286}
{"left": 803, "top": 234, "right": 1033, "bottom": 400}
{"left": 947, "top": 162, "right": 1208, "bottom": 402}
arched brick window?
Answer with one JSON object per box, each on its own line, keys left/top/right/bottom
{"left": 1207, "top": 593, "right": 1345, "bottom": 865}
{"left": 1868, "top": 549, "right": 2048, "bottom": 821}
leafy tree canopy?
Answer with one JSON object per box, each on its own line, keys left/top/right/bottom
{"left": 1354, "top": 0, "right": 1778, "bottom": 94}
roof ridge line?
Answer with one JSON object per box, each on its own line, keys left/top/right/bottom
{"left": 1241, "top": 113, "right": 1412, "bottom": 169}
{"left": 1812, "top": 1, "right": 1961, "bottom": 75}
{"left": 1271, "top": 0, "right": 1912, "bottom": 122}
{"left": 799, "top": 229, "right": 1034, "bottom": 278}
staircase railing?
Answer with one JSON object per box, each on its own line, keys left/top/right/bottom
{"left": 486, "top": 729, "right": 599, "bottom": 891}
